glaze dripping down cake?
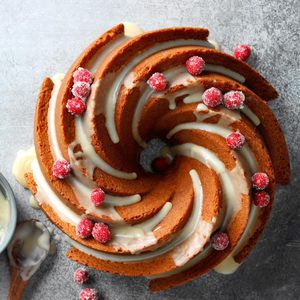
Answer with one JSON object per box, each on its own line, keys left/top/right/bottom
{"left": 25, "top": 23, "right": 290, "bottom": 291}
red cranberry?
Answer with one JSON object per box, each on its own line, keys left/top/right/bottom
{"left": 234, "top": 44, "right": 251, "bottom": 61}
{"left": 66, "top": 97, "right": 86, "bottom": 115}
{"left": 226, "top": 131, "right": 246, "bottom": 150}
{"left": 53, "top": 159, "right": 71, "bottom": 179}
{"left": 186, "top": 56, "right": 205, "bottom": 75}
{"left": 76, "top": 218, "right": 94, "bottom": 239}
{"left": 202, "top": 87, "right": 223, "bottom": 107}
{"left": 92, "top": 223, "right": 111, "bottom": 244}
{"left": 211, "top": 232, "right": 230, "bottom": 251}
{"left": 147, "top": 72, "right": 168, "bottom": 91}
{"left": 252, "top": 172, "right": 269, "bottom": 190}
{"left": 223, "top": 90, "right": 245, "bottom": 110}
{"left": 253, "top": 191, "right": 270, "bottom": 207}
{"left": 90, "top": 188, "right": 105, "bottom": 207}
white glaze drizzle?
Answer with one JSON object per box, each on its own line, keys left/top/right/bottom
{"left": 171, "top": 143, "right": 249, "bottom": 228}
{"left": 131, "top": 64, "right": 246, "bottom": 148}
{"left": 46, "top": 74, "right": 141, "bottom": 222}
{"left": 242, "top": 105, "right": 261, "bottom": 126}
{"left": 132, "top": 66, "right": 196, "bottom": 147}
{"left": 123, "top": 22, "right": 144, "bottom": 37}
{"left": 204, "top": 64, "right": 245, "bottom": 83}
{"left": 111, "top": 202, "right": 172, "bottom": 253}
{"left": 29, "top": 195, "right": 40, "bottom": 210}
{"left": 102, "top": 39, "right": 215, "bottom": 144}
{"left": 86, "top": 35, "right": 128, "bottom": 73}
{"left": 48, "top": 73, "right": 65, "bottom": 159}
{"left": 67, "top": 170, "right": 208, "bottom": 262}
{"left": 214, "top": 255, "right": 240, "bottom": 274}
{"left": 74, "top": 116, "right": 137, "bottom": 179}
{"left": 12, "top": 147, "right": 36, "bottom": 188}
{"left": 149, "top": 104, "right": 261, "bottom": 276}
{"left": 32, "top": 154, "right": 196, "bottom": 255}
{"left": 170, "top": 170, "right": 214, "bottom": 266}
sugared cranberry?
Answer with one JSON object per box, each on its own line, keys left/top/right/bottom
{"left": 79, "top": 288, "right": 99, "bottom": 300}
{"left": 223, "top": 91, "right": 245, "bottom": 110}
{"left": 72, "top": 82, "right": 91, "bottom": 99}
{"left": 152, "top": 157, "right": 169, "bottom": 172}
{"left": 76, "top": 218, "right": 94, "bottom": 239}
{"left": 53, "top": 159, "right": 71, "bottom": 179}
{"left": 66, "top": 97, "right": 86, "bottom": 115}
{"left": 186, "top": 56, "right": 205, "bottom": 75}
{"left": 74, "top": 268, "right": 89, "bottom": 284}
{"left": 211, "top": 232, "right": 230, "bottom": 251}
{"left": 147, "top": 72, "right": 168, "bottom": 91}
{"left": 234, "top": 44, "right": 251, "bottom": 61}
{"left": 202, "top": 87, "right": 223, "bottom": 107}
{"left": 73, "top": 67, "right": 93, "bottom": 84}
{"left": 253, "top": 191, "right": 270, "bottom": 207}
{"left": 226, "top": 131, "right": 246, "bottom": 150}
{"left": 252, "top": 172, "right": 269, "bottom": 190}
{"left": 92, "top": 223, "right": 111, "bottom": 244}
{"left": 90, "top": 188, "right": 105, "bottom": 207}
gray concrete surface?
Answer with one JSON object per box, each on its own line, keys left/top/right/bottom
{"left": 0, "top": 0, "right": 299, "bottom": 299}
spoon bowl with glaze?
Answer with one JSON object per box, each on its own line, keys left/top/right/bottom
{"left": 7, "top": 220, "right": 51, "bottom": 300}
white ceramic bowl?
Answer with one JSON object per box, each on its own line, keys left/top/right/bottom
{"left": 0, "top": 173, "right": 17, "bottom": 253}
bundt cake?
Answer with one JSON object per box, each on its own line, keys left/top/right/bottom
{"left": 25, "top": 23, "right": 290, "bottom": 291}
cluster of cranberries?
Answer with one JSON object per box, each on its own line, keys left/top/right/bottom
{"left": 73, "top": 268, "right": 99, "bottom": 300}
{"left": 251, "top": 172, "right": 270, "bottom": 207}
{"left": 66, "top": 67, "right": 94, "bottom": 116}
{"left": 76, "top": 217, "right": 111, "bottom": 244}
{"left": 201, "top": 85, "right": 247, "bottom": 151}
{"left": 202, "top": 87, "right": 245, "bottom": 110}
{"left": 147, "top": 56, "right": 206, "bottom": 92}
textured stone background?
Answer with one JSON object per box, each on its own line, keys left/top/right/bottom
{"left": 0, "top": 0, "right": 299, "bottom": 299}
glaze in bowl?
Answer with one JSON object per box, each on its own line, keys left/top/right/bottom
{"left": 0, "top": 173, "right": 17, "bottom": 253}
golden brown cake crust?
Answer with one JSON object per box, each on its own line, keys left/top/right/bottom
{"left": 29, "top": 24, "right": 290, "bottom": 291}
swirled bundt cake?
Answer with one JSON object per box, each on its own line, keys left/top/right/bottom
{"left": 25, "top": 23, "right": 290, "bottom": 291}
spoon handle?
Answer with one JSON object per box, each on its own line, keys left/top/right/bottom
{"left": 8, "top": 266, "right": 27, "bottom": 300}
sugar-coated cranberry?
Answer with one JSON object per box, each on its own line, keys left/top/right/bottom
{"left": 234, "top": 44, "right": 251, "bottom": 61}
{"left": 92, "top": 223, "right": 111, "bottom": 244}
{"left": 147, "top": 72, "right": 168, "bottom": 91}
{"left": 152, "top": 157, "right": 169, "bottom": 172}
{"left": 79, "top": 288, "right": 99, "bottom": 300}
{"left": 90, "top": 188, "right": 105, "bottom": 207}
{"left": 253, "top": 190, "right": 270, "bottom": 207}
{"left": 53, "top": 159, "right": 71, "bottom": 179}
{"left": 72, "top": 82, "right": 91, "bottom": 99}
{"left": 211, "top": 232, "right": 230, "bottom": 251}
{"left": 226, "top": 131, "right": 246, "bottom": 150}
{"left": 186, "top": 56, "right": 205, "bottom": 75}
{"left": 252, "top": 172, "right": 269, "bottom": 190}
{"left": 74, "top": 268, "right": 89, "bottom": 284}
{"left": 73, "top": 67, "right": 93, "bottom": 84}
{"left": 202, "top": 87, "right": 223, "bottom": 107}
{"left": 76, "top": 218, "right": 94, "bottom": 239}
{"left": 66, "top": 97, "right": 86, "bottom": 115}
{"left": 223, "top": 90, "right": 245, "bottom": 110}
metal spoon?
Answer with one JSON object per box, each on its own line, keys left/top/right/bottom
{"left": 7, "top": 220, "right": 51, "bottom": 300}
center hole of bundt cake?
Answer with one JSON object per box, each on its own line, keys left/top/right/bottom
{"left": 139, "top": 138, "right": 173, "bottom": 173}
